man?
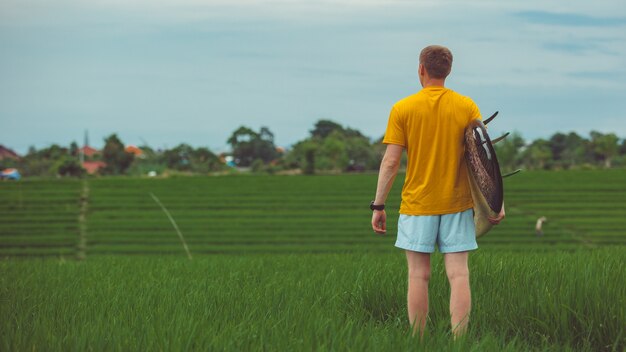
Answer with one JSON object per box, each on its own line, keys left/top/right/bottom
{"left": 370, "top": 45, "right": 505, "bottom": 337}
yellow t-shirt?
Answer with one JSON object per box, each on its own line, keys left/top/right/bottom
{"left": 383, "top": 86, "right": 481, "bottom": 215}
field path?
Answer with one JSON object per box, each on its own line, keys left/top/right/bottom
{"left": 77, "top": 180, "right": 89, "bottom": 260}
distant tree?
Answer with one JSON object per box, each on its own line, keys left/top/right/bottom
{"left": 549, "top": 133, "right": 567, "bottom": 162}
{"left": 191, "top": 147, "right": 221, "bottom": 173}
{"left": 38, "top": 144, "right": 67, "bottom": 160}
{"left": 69, "top": 142, "right": 79, "bottom": 157}
{"left": 287, "top": 120, "right": 378, "bottom": 173}
{"left": 494, "top": 132, "right": 525, "bottom": 172}
{"left": 304, "top": 147, "right": 316, "bottom": 175}
{"left": 228, "top": 126, "right": 258, "bottom": 167}
{"left": 259, "top": 127, "right": 274, "bottom": 142}
{"left": 162, "top": 144, "right": 193, "bottom": 171}
{"left": 561, "top": 132, "right": 586, "bottom": 168}
{"left": 192, "top": 147, "right": 215, "bottom": 163}
{"left": 345, "top": 134, "right": 375, "bottom": 170}
{"left": 310, "top": 120, "right": 344, "bottom": 139}
{"left": 522, "top": 139, "right": 552, "bottom": 169}
{"left": 285, "top": 140, "right": 317, "bottom": 174}
{"left": 590, "top": 131, "right": 619, "bottom": 168}
{"left": 227, "top": 126, "right": 278, "bottom": 167}
{"left": 17, "top": 158, "right": 53, "bottom": 177}
{"left": 16, "top": 144, "right": 68, "bottom": 177}
{"left": 138, "top": 145, "right": 156, "bottom": 156}
{"left": 615, "top": 139, "right": 626, "bottom": 167}
{"left": 227, "top": 126, "right": 257, "bottom": 146}
{"left": 344, "top": 127, "right": 365, "bottom": 139}
{"left": 56, "top": 157, "right": 85, "bottom": 177}
{"left": 318, "top": 131, "right": 349, "bottom": 170}
{"left": 251, "top": 158, "right": 265, "bottom": 173}
{"left": 159, "top": 144, "right": 221, "bottom": 173}
{"left": 102, "top": 134, "right": 134, "bottom": 175}
{"left": 252, "top": 138, "right": 279, "bottom": 165}
{"left": 0, "top": 156, "right": 17, "bottom": 171}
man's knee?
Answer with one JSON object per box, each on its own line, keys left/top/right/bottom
{"left": 444, "top": 252, "right": 470, "bottom": 282}
{"left": 446, "top": 267, "right": 469, "bottom": 282}
{"left": 406, "top": 251, "right": 431, "bottom": 282}
{"left": 408, "top": 267, "right": 431, "bottom": 282}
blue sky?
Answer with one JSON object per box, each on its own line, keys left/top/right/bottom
{"left": 1, "top": 0, "right": 625, "bottom": 154}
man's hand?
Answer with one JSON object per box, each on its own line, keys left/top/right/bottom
{"left": 488, "top": 204, "right": 506, "bottom": 225}
{"left": 372, "top": 210, "right": 387, "bottom": 235}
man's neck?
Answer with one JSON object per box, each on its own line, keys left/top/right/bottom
{"left": 422, "top": 78, "right": 446, "bottom": 88}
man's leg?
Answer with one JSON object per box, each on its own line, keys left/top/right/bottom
{"left": 444, "top": 251, "right": 471, "bottom": 337}
{"left": 406, "top": 250, "right": 431, "bottom": 336}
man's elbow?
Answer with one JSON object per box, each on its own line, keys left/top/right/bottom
{"left": 382, "top": 156, "right": 401, "bottom": 171}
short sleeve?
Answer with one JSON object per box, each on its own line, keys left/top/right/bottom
{"left": 382, "top": 106, "right": 406, "bottom": 146}
{"left": 467, "top": 97, "right": 481, "bottom": 121}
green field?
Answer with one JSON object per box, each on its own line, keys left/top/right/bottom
{"left": 0, "top": 171, "right": 625, "bottom": 350}
{"left": 1, "top": 250, "right": 624, "bottom": 351}
{"left": 1, "top": 170, "right": 625, "bottom": 256}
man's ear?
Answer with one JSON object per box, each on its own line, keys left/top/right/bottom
{"left": 418, "top": 63, "right": 426, "bottom": 87}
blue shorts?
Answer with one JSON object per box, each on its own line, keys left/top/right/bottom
{"left": 395, "top": 208, "right": 478, "bottom": 253}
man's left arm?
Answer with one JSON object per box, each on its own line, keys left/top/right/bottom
{"left": 371, "top": 144, "right": 404, "bottom": 234}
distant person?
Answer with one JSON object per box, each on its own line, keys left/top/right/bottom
{"left": 536, "top": 216, "right": 547, "bottom": 236}
{"left": 370, "top": 45, "right": 505, "bottom": 338}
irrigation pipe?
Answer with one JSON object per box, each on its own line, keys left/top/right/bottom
{"left": 149, "top": 192, "right": 193, "bottom": 260}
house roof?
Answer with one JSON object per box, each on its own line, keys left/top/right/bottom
{"left": 0, "top": 145, "right": 20, "bottom": 160}
{"left": 125, "top": 145, "right": 143, "bottom": 156}
{"left": 80, "top": 145, "right": 99, "bottom": 157}
{"left": 82, "top": 161, "right": 106, "bottom": 175}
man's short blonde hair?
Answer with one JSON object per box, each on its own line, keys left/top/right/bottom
{"left": 419, "top": 45, "right": 453, "bottom": 79}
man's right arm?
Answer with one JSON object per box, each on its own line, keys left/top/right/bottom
{"left": 371, "top": 144, "right": 404, "bottom": 234}
{"left": 374, "top": 144, "right": 403, "bottom": 205}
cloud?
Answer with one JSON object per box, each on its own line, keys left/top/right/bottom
{"left": 2, "top": 0, "right": 626, "bottom": 153}
{"left": 568, "top": 70, "right": 626, "bottom": 80}
{"left": 0, "top": 0, "right": 439, "bottom": 27}
{"left": 541, "top": 41, "right": 619, "bottom": 55}
{"left": 515, "top": 10, "right": 626, "bottom": 27}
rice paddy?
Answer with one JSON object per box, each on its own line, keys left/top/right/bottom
{"left": 0, "top": 170, "right": 624, "bottom": 350}
{"left": 1, "top": 170, "right": 625, "bottom": 257}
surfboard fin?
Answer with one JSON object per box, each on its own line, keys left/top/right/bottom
{"left": 502, "top": 169, "right": 521, "bottom": 178}
{"left": 484, "top": 111, "right": 499, "bottom": 125}
{"left": 491, "top": 132, "right": 510, "bottom": 145}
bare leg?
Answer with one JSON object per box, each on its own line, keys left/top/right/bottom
{"left": 405, "top": 250, "right": 431, "bottom": 336}
{"left": 444, "top": 251, "right": 471, "bottom": 337}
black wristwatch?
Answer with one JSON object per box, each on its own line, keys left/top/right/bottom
{"left": 370, "top": 201, "right": 385, "bottom": 211}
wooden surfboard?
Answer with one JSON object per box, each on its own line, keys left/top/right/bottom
{"left": 464, "top": 118, "right": 504, "bottom": 237}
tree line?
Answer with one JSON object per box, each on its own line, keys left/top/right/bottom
{"left": 494, "top": 131, "right": 625, "bottom": 172}
{"left": 2, "top": 120, "right": 625, "bottom": 178}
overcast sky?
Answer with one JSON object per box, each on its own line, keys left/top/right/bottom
{"left": 1, "top": 0, "right": 625, "bottom": 154}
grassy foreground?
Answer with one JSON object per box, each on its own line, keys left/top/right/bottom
{"left": 1, "top": 249, "right": 624, "bottom": 351}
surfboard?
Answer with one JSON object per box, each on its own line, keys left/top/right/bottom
{"left": 464, "top": 117, "right": 504, "bottom": 237}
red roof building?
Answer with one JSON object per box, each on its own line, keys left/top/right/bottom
{"left": 80, "top": 146, "right": 99, "bottom": 158}
{"left": 0, "top": 145, "right": 20, "bottom": 160}
{"left": 82, "top": 161, "right": 106, "bottom": 175}
{"left": 125, "top": 145, "right": 143, "bottom": 157}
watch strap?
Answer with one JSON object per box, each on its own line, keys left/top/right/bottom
{"left": 370, "top": 201, "right": 385, "bottom": 211}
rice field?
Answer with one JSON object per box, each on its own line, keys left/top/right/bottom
{"left": 1, "top": 170, "right": 625, "bottom": 257}
{"left": 0, "top": 170, "right": 625, "bottom": 350}
{"left": 0, "top": 250, "right": 623, "bottom": 351}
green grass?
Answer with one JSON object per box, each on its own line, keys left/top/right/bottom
{"left": 1, "top": 170, "right": 626, "bottom": 256}
{"left": 0, "top": 171, "right": 625, "bottom": 350}
{"left": 1, "top": 249, "right": 623, "bottom": 351}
